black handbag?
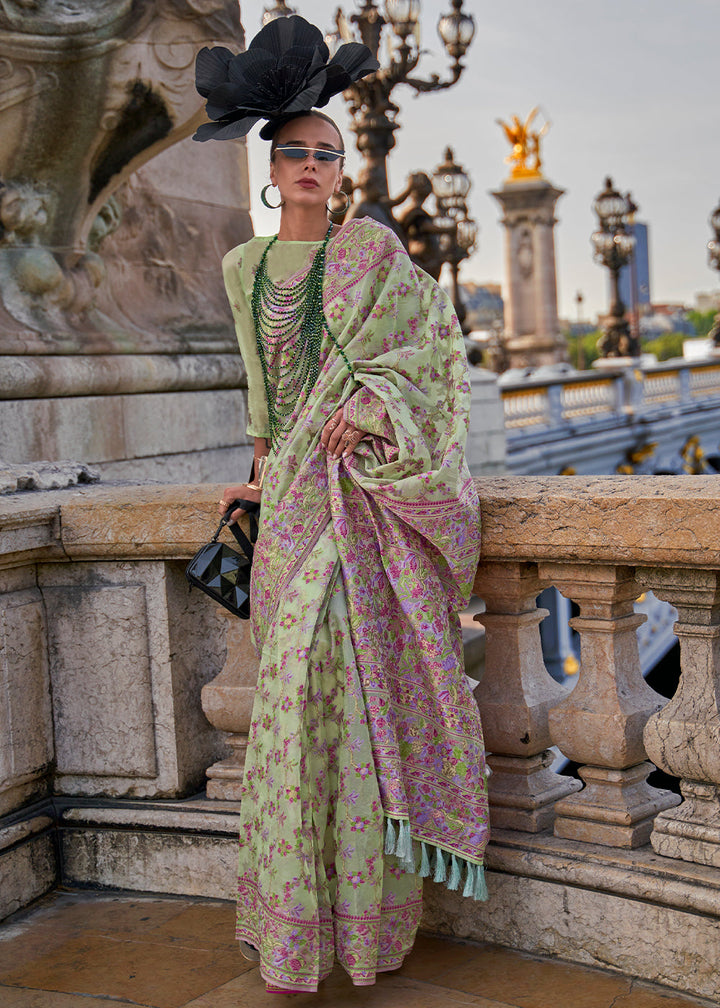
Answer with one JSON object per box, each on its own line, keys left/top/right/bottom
{"left": 185, "top": 500, "right": 259, "bottom": 619}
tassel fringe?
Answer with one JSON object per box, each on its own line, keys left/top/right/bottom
{"left": 384, "top": 817, "right": 396, "bottom": 856}
{"left": 383, "top": 816, "right": 487, "bottom": 902}
{"left": 419, "top": 841, "right": 431, "bottom": 877}
{"left": 447, "top": 853, "right": 461, "bottom": 890}
{"left": 433, "top": 845, "right": 447, "bottom": 883}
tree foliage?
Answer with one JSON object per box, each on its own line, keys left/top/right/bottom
{"left": 641, "top": 332, "right": 686, "bottom": 361}
{"left": 687, "top": 309, "right": 718, "bottom": 339}
{"left": 563, "top": 326, "right": 708, "bottom": 369}
{"left": 564, "top": 329, "right": 602, "bottom": 369}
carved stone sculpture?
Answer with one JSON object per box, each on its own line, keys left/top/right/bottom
{"left": 0, "top": 0, "right": 248, "bottom": 348}
{"left": 0, "top": 1, "right": 254, "bottom": 479}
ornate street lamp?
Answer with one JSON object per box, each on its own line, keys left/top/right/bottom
{"left": 591, "top": 177, "right": 639, "bottom": 359}
{"left": 708, "top": 197, "right": 720, "bottom": 346}
{"left": 432, "top": 146, "right": 477, "bottom": 333}
{"left": 328, "top": 0, "right": 475, "bottom": 232}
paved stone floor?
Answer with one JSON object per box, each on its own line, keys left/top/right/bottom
{"left": 0, "top": 890, "right": 713, "bottom": 1008}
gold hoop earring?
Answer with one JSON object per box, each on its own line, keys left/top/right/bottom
{"left": 261, "top": 184, "right": 283, "bottom": 209}
{"left": 327, "top": 190, "right": 351, "bottom": 215}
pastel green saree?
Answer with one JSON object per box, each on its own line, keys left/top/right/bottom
{"left": 223, "top": 217, "right": 488, "bottom": 992}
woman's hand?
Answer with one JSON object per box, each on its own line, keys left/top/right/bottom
{"left": 217, "top": 484, "right": 262, "bottom": 522}
{"left": 321, "top": 408, "right": 367, "bottom": 459}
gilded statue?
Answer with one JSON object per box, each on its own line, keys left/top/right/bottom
{"left": 496, "top": 107, "right": 550, "bottom": 181}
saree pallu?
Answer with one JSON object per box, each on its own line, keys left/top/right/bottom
{"left": 223, "top": 217, "right": 489, "bottom": 992}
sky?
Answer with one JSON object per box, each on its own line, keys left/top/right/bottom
{"left": 241, "top": 0, "right": 720, "bottom": 321}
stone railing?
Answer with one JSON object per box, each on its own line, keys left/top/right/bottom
{"left": 500, "top": 359, "right": 720, "bottom": 475}
{"left": 474, "top": 475, "right": 710, "bottom": 851}
{"left": 424, "top": 475, "right": 720, "bottom": 1001}
{"left": 501, "top": 358, "right": 720, "bottom": 431}
{"left": 2, "top": 476, "right": 720, "bottom": 999}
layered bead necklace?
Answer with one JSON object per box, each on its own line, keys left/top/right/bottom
{"left": 251, "top": 223, "right": 352, "bottom": 449}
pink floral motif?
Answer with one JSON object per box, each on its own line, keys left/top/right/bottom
{"left": 222, "top": 217, "right": 488, "bottom": 993}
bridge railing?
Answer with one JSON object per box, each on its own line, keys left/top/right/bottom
{"left": 500, "top": 357, "right": 720, "bottom": 431}
{"left": 473, "top": 475, "right": 720, "bottom": 863}
{"left": 2, "top": 477, "right": 720, "bottom": 997}
{"left": 2, "top": 476, "right": 718, "bottom": 862}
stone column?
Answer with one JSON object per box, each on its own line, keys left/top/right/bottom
{"left": 473, "top": 561, "right": 581, "bottom": 831}
{"left": 544, "top": 564, "right": 680, "bottom": 848}
{"left": 637, "top": 568, "right": 720, "bottom": 867}
{"left": 491, "top": 179, "right": 567, "bottom": 370}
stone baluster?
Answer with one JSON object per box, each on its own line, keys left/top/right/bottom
{"left": 543, "top": 563, "right": 680, "bottom": 848}
{"left": 201, "top": 611, "right": 258, "bottom": 800}
{"left": 636, "top": 568, "right": 720, "bottom": 866}
{"left": 473, "top": 561, "right": 582, "bottom": 831}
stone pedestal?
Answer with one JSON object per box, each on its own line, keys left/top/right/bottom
{"left": 422, "top": 829, "right": 720, "bottom": 1003}
{"left": 637, "top": 567, "right": 720, "bottom": 867}
{"left": 466, "top": 368, "right": 507, "bottom": 475}
{"left": 201, "top": 611, "right": 259, "bottom": 800}
{"left": 473, "top": 562, "right": 581, "bottom": 831}
{"left": 0, "top": 2, "right": 254, "bottom": 482}
{"left": 543, "top": 564, "right": 680, "bottom": 848}
{"left": 491, "top": 178, "right": 567, "bottom": 370}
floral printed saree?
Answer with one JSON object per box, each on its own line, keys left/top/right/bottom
{"left": 222, "top": 216, "right": 488, "bottom": 992}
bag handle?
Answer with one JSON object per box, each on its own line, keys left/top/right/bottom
{"left": 211, "top": 502, "right": 259, "bottom": 560}
{"left": 226, "top": 511, "right": 258, "bottom": 559}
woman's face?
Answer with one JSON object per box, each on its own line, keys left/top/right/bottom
{"left": 269, "top": 115, "right": 344, "bottom": 211}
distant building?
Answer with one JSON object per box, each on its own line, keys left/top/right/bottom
{"left": 650, "top": 303, "right": 687, "bottom": 317}
{"left": 618, "top": 222, "right": 651, "bottom": 331}
{"left": 640, "top": 302, "right": 695, "bottom": 338}
{"left": 695, "top": 291, "right": 720, "bottom": 312}
{"left": 460, "top": 282, "right": 504, "bottom": 331}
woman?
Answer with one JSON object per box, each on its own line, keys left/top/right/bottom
{"left": 195, "top": 16, "right": 489, "bottom": 994}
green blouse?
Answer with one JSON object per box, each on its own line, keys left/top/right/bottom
{"left": 222, "top": 234, "right": 332, "bottom": 440}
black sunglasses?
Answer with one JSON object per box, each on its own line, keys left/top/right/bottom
{"left": 275, "top": 144, "right": 345, "bottom": 163}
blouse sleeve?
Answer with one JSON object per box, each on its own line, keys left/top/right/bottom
{"left": 222, "top": 245, "right": 271, "bottom": 440}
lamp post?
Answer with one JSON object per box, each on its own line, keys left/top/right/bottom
{"left": 708, "top": 198, "right": 720, "bottom": 347}
{"left": 591, "top": 177, "right": 639, "bottom": 359}
{"left": 325, "top": 0, "right": 475, "bottom": 233}
{"left": 432, "top": 146, "right": 477, "bottom": 333}
{"left": 575, "top": 290, "right": 585, "bottom": 370}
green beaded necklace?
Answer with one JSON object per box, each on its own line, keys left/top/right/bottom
{"left": 251, "top": 223, "right": 353, "bottom": 449}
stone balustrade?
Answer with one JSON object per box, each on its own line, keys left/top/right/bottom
{"left": 501, "top": 359, "right": 720, "bottom": 475}
{"left": 501, "top": 359, "right": 720, "bottom": 430}
{"left": 2, "top": 476, "right": 720, "bottom": 998}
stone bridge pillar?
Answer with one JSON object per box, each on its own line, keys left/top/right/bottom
{"left": 492, "top": 178, "right": 567, "bottom": 370}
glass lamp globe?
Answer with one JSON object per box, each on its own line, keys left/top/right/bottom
{"left": 262, "top": 1, "right": 297, "bottom": 25}
{"left": 457, "top": 216, "right": 477, "bottom": 253}
{"left": 385, "top": 0, "right": 420, "bottom": 35}
{"left": 438, "top": 0, "right": 475, "bottom": 59}
{"left": 593, "top": 177, "right": 628, "bottom": 233}
{"left": 433, "top": 147, "right": 471, "bottom": 204}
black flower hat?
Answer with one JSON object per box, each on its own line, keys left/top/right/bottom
{"left": 193, "top": 15, "right": 378, "bottom": 143}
